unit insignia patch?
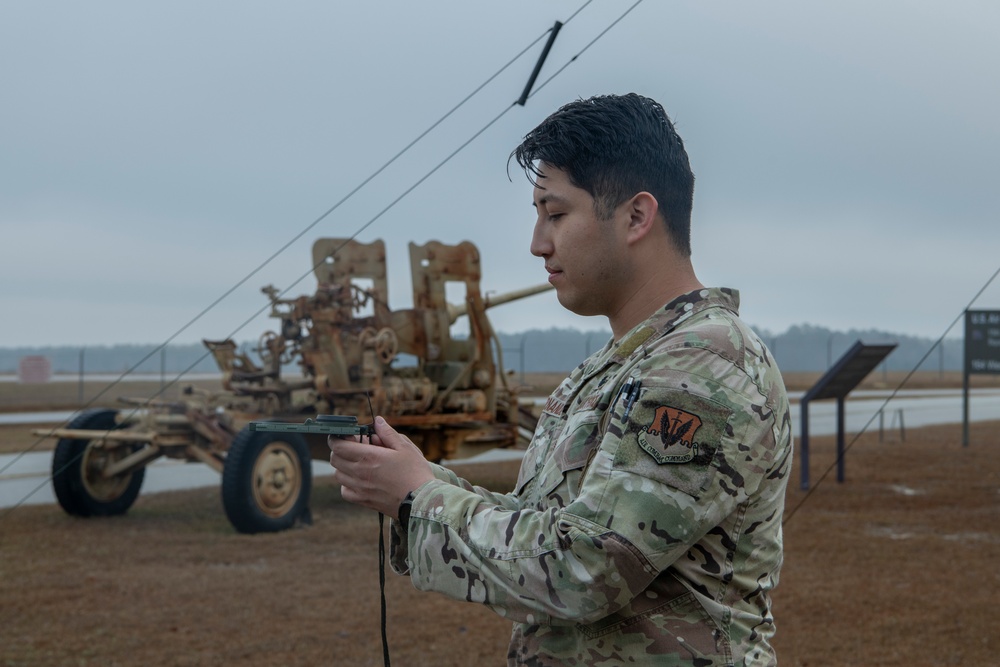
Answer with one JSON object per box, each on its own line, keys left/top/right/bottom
{"left": 637, "top": 404, "right": 703, "bottom": 463}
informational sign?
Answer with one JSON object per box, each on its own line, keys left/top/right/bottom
{"left": 962, "top": 309, "right": 1000, "bottom": 446}
{"left": 965, "top": 310, "right": 1000, "bottom": 374}
{"left": 17, "top": 355, "right": 52, "bottom": 383}
{"left": 798, "top": 341, "right": 896, "bottom": 490}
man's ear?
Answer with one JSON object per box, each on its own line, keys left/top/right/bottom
{"left": 624, "top": 192, "right": 660, "bottom": 243}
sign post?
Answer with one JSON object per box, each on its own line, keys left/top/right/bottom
{"left": 963, "top": 310, "right": 1000, "bottom": 446}
{"left": 799, "top": 341, "right": 896, "bottom": 490}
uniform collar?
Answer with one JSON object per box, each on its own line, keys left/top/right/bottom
{"left": 579, "top": 288, "right": 740, "bottom": 378}
{"left": 610, "top": 288, "right": 741, "bottom": 365}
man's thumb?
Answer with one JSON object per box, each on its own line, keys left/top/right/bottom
{"left": 373, "top": 416, "right": 401, "bottom": 447}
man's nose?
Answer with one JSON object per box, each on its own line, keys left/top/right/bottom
{"left": 530, "top": 219, "right": 551, "bottom": 257}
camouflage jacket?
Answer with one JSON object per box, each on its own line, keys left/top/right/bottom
{"left": 390, "top": 288, "right": 792, "bottom": 666}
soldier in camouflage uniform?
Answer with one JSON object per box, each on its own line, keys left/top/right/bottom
{"left": 329, "top": 93, "right": 792, "bottom": 666}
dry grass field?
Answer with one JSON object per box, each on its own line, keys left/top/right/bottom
{"left": 0, "top": 376, "right": 227, "bottom": 415}
{"left": 2, "top": 373, "right": 999, "bottom": 666}
{"left": 3, "top": 369, "right": 998, "bottom": 413}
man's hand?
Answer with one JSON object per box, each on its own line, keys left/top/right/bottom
{"left": 328, "top": 416, "right": 435, "bottom": 519}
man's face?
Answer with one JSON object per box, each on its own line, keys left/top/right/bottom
{"left": 529, "top": 165, "right": 628, "bottom": 318}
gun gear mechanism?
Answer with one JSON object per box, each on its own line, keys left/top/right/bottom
{"left": 38, "top": 237, "right": 551, "bottom": 534}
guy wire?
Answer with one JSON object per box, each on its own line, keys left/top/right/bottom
{"left": 1, "top": 99, "right": 515, "bottom": 516}
{"left": 0, "top": 23, "right": 557, "bottom": 479}
{"left": 2, "top": 0, "right": 623, "bottom": 519}
{"left": 527, "top": 0, "right": 646, "bottom": 102}
{"left": 782, "top": 262, "right": 1000, "bottom": 528}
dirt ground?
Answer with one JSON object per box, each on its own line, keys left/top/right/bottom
{"left": 2, "top": 374, "right": 999, "bottom": 666}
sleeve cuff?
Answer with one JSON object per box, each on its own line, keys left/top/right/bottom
{"left": 389, "top": 482, "right": 434, "bottom": 575}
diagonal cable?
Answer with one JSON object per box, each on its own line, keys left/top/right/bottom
{"left": 782, "top": 262, "right": 1000, "bottom": 527}
{"left": 528, "top": 0, "right": 646, "bottom": 101}
{"left": 3, "top": 0, "right": 644, "bottom": 513}
{"left": 0, "top": 24, "right": 557, "bottom": 478}
{"left": 2, "top": 99, "right": 519, "bottom": 514}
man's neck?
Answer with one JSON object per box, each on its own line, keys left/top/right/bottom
{"left": 608, "top": 260, "right": 704, "bottom": 341}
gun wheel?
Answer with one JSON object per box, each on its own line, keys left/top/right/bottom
{"left": 222, "top": 428, "right": 312, "bottom": 534}
{"left": 51, "top": 409, "right": 145, "bottom": 517}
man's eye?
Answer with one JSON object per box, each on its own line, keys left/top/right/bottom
{"left": 548, "top": 213, "right": 564, "bottom": 221}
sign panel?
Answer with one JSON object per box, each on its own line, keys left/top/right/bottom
{"left": 798, "top": 341, "right": 896, "bottom": 489}
{"left": 965, "top": 310, "right": 1000, "bottom": 375}
{"left": 802, "top": 341, "right": 897, "bottom": 402}
{"left": 18, "top": 355, "right": 52, "bottom": 383}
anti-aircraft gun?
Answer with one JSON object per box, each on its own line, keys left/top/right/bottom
{"left": 40, "top": 238, "right": 551, "bottom": 534}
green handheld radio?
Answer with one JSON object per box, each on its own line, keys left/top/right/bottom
{"left": 248, "top": 414, "right": 374, "bottom": 437}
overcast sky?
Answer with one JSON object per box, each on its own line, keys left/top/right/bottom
{"left": 3, "top": 1, "right": 999, "bottom": 349}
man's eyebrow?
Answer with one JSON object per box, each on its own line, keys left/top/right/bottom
{"left": 533, "top": 193, "right": 568, "bottom": 208}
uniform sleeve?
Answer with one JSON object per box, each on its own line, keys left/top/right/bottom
{"left": 395, "top": 357, "right": 777, "bottom": 626}
{"left": 423, "top": 460, "right": 526, "bottom": 510}
{"left": 389, "top": 461, "right": 523, "bottom": 575}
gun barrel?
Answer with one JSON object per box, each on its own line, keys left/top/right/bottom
{"left": 448, "top": 283, "right": 553, "bottom": 323}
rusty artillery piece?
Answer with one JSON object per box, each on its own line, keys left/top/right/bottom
{"left": 39, "top": 238, "right": 551, "bottom": 533}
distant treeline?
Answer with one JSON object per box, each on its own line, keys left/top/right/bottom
{"left": 494, "top": 325, "right": 963, "bottom": 375}
{"left": 0, "top": 324, "right": 964, "bottom": 376}
{"left": 0, "top": 343, "right": 222, "bottom": 376}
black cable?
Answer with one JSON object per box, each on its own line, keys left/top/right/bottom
{"left": 0, "top": 25, "right": 557, "bottom": 480}
{"left": 4, "top": 98, "right": 514, "bottom": 515}
{"left": 3, "top": 0, "right": 638, "bottom": 521}
{"left": 782, "top": 262, "right": 1000, "bottom": 527}
{"left": 361, "top": 391, "right": 391, "bottom": 667}
{"left": 378, "top": 512, "right": 390, "bottom": 667}
{"left": 564, "top": 0, "right": 594, "bottom": 23}
{"left": 527, "top": 0, "right": 646, "bottom": 102}
{"left": 4, "top": 0, "right": 618, "bottom": 484}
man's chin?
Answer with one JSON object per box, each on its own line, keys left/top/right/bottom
{"left": 556, "top": 292, "right": 601, "bottom": 318}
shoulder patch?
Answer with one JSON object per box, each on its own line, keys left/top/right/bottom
{"left": 613, "top": 387, "right": 734, "bottom": 496}
{"left": 638, "top": 405, "right": 702, "bottom": 463}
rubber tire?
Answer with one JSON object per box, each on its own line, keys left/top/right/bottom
{"left": 221, "top": 427, "right": 312, "bottom": 534}
{"left": 51, "top": 408, "right": 145, "bottom": 517}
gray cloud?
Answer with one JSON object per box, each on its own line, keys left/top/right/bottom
{"left": 2, "top": 1, "right": 999, "bottom": 347}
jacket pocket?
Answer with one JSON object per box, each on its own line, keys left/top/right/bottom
{"left": 533, "top": 411, "right": 602, "bottom": 507}
{"left": 580, "top": 580, "right": 731, "bottom": 664}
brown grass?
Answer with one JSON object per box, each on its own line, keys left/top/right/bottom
{"left": 0, "top": 377, "right": 223, "bottom": 414}
{"left": 3, "top": 370, "right": 997, "bottom": 414}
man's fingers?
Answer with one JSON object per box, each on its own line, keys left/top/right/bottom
{"left": 337, "top": 482, "right": 366, "bottom": 506}
{"left": 329, "top": 416, "right": 435, "bottom": 517}
{"left": 372, "top": 416, "right": 398, "bottom": 446}
{"left": 373, "top": 416, "right": 418, "bottom": 451}
{"left": 327, "top": 437, "right": 374, "bottom": 463}
{"left": 331, "top": 460, "right": 370, "bottom": 491}
{"left": 333, "top": 468, "right": 383, "bottom": 510}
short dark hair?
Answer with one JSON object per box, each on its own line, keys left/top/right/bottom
{"left": 511, "top": 93, "right": 695, "bottom": 256}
